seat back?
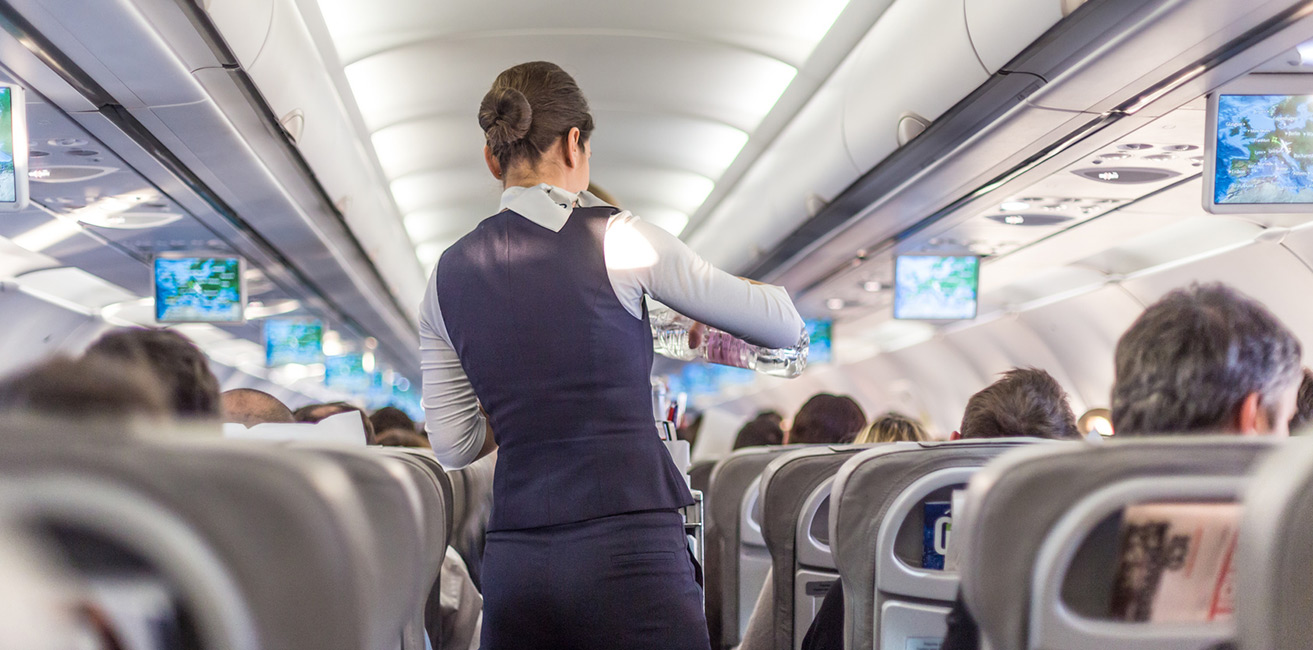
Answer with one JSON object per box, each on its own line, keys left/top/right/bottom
{"left": 958, "top": 438, "right": 1273, "bottom": 650}
{"left": 830, "top": 440, "right": 1040, "bottom": 650}
{"left": 1236, "top": 437, "right": 1313, "bottom": 650}
{"left": 690, "top": 459, "right": 716, "bottom": 496}
{"left": 0, "top": 424, "right": 376, "bottom": 650}
{"left": 757, "top": 445, "right": 871, "bottom": 650}
{"left": 706, "top": 446, "right": 795, "bottom": 648}
{"left": 374, "top": 447, "right": 454, "bottom": 650}
{"left": 291, "top": 444, "right": 430, "bottom": 650}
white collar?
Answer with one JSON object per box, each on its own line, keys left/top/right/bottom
{"left": 498, "top": 183, "right": 612, "bottom": 232}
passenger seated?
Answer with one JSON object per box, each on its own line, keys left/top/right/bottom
{"left": 294, "top": 402, "right": 377, "bottom": 444}
{"left": 0, "top": 356, "right": 169, "bottom": 425}
{"left": 799, "top": 368, "right": 1080, "bottom": 650}
{"left": 375, "top": 429, "right": 432, "bottom": 449}
{"left": 732, "top": 411, "right": 784, "bottom": 449}
{"left": 854, "top": 411, "right": 928, "bottom": 443}
{"left": 1293, "top": 369, "right": 1313, "bottom": 433}
{"left": 939, "top": 284, "right": 1301, "bottom": 650}
{"left": 1111, "top": 283, "right": 1301, "bottom": 437}
{"left": 85, "top": 328, "right": 221, "bottom": 420}
{"left": 220, "top": 388, "right": 294, "bottom": 427}
{"left": 785, "top": 394, "right": 867, "bottom": 445}
{"left": 370, "top": 406, "right": 419, "bottom": 437}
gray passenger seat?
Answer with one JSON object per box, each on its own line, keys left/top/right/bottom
{"left": 706, "top": 446, "right": 795, "bottom": 649}
{"left": 957, "top": 438, "right": 1273, "bottom": 650}
{"left": 1236, "top": 437, "right": 1313, "bottom": 650}
{"left": 0, "top": 420, "right": 380, "bottom": 650}
{"left": 829, "top": 439, "right": 1040, "bottom": 650}
{"left": 757, "top": 444, "right": 870, "bottom": 650}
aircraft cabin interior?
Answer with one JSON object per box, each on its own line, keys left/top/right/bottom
{"left": 1, "top": 0, "right": 1312, "bottom": 648}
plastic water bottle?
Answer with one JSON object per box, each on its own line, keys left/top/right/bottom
{"left": 649, "top": 306, "right": 809, "bottom": 378}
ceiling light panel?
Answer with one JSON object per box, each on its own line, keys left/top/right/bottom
{"left": 590, "top": 168, "right": 715, "bottom": 216}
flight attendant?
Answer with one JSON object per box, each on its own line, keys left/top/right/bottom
{"left": 419, "top": 61, "right": 804, "bottom": 650}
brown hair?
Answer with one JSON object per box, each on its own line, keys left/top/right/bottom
{"left": 960, "top": 367, "right": 1080, "bottom": 440}
{"left": 856, "top": 412, "right": 928, "bottom": 443}
{"left": 788, "top": 394, "right": 867, "bottom": 445}
{"left": 86, "top": 328, "right": 220, "bottom": 419}
{"left": 478, "top": 62, "right": 595, "bottom": 174}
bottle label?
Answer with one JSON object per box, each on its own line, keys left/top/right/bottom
{"left": 704, "top": 331, "right": 751, "bottom": 369}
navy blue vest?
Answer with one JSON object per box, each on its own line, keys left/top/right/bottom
{"left": 436, "top": 206, "right": 694, "bottom": 531}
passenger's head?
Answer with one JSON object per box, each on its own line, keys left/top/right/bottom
{"left": 955, "top": 368, "right": 1081, "bottom": 440}
{"left": 375, "top": 429, "right": 432, "bottom": 449}
{"left": 369, "top": 406, "right": 415, "bottom": 437}
{"left": 479, "top": 61, "right": 593, "bottom": 192}
{"left": 732, "top": 411, "right": 785, "bottom": 449}
{"left": 220, "top": 388, "right": 294, "bottom": 427}
{"left": 85, "top": 328, "right": 221, "bottom": 419}
{"left": 294, "top": 402, "right": 376, "bottom": 444}
{"left": 0, "top": 356, "right": 169, "bottom": 424}
{"left": 1112, "top": 283, "right": 1302, "bottom": 437}
{"left": 856, "top": 411, "right": 929, "bottom": 443}
{"left": 786, "top": 394, "right": 867, "bottom": 445}
{"left": 1293, "top": 369, "right": 1313, "bottom": 434}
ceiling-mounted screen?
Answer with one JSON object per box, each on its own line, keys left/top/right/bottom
{"left": 154, "top": 255, "right": 245, "bottom": 323}
{"left": 1205, "top": 75, "right": 1313, "bottom": 213}
{"left": 0, "top": 85, "right": 28, "bottom": 212}
{"left": 894, "top": 254, "right": 979, "bottom": 320}
{"left": 265, "top": 318, "right": 324, "bottom": 366}
{"left": 805, "top": 319, "right": 833, "bottom": 364}
{"left": 325, "top": 354, "right": 370, "bottom": 394}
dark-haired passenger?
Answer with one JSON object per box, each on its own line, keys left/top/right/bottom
{"left": 1292, "top": 369, "right": 1313, "bottom": 434}
{"left": 732, "top": 411, "right": 784, "bottom": 450}
{"left": 0, "top": 356, "right": 169, "bottom": 425}
{"left": 221, "top": 388, "right": 294, "bottom": 428}
{"left": 934, "top": 284, "right": 1304, "bottom": 650}
{"left": 951, "top": 367, "right": 1082, "bottom": 441}
{"left": 1112, "top": 283, "right": 1301, "bottom": 437}
{"left": 785, "top": 393, "right": 867, "bottom": 445}
{"left": 294, "top": 402, "right": 376, "bottom": 444}
{"left": 85, "top": 328, "right": 221, "bottom": 419}
{"left": 370, "top": 406, "right": 417, "bottom": 437}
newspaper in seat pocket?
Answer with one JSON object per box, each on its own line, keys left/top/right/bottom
{"left": 1108, "top": 502, "right": 1240, "bottom": 623}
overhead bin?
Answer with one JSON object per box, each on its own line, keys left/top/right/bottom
{"left": 200, "top": 0, "right": 275, "bottom": 69}
{"left": 965, "top": 0, "right": 1067, "bottom": 73}
{"left": 842, "top": 0, "right": 989, "bottom": 172}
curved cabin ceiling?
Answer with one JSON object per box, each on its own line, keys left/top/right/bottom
{"left": 313, "top": 0, "right": 852, "bottom": 268}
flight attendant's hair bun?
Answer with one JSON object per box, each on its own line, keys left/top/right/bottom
{"left": 479, "top": 87, "right": 533, "bottom": 148}
{"left": 478, "top": 61, "right": 595, "bottom": 172}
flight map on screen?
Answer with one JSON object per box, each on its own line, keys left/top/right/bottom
{"left": 265, "top": 319, "right": 324, "bottom": 366}
{"left": 0, "top": 88, "right": 16, "bottom": 204}
{"left": 1214, "top": 94, "right": 1313, "bottom": 204}
{"left": 805, "top": 319, "right": 832, "bottom": 364}
{"left": 154, "top": 257, "right": 243, "bottom": 323}
{"left": 894, "top": 255, "right": 979, "bottom": 320}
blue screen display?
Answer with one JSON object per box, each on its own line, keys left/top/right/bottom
{"left": 805, "top": 319, "right": 832, "bottom": 364}
{"left": 1214, "top": 94, "right": 1313, "bottom": 204}
{"left": 324, "top": 354, "right": 370, "bottom": 394}
{"left": 154, "top": 256, "right": 243, "bottom": 323}
{"left": 265, "top": 319, "right": 324, "bottom": 366}
{"left": 894, "top": 255, "right": 979, "bottom": 321}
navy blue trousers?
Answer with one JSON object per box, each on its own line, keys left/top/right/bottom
{"left": 480, "top": 509, "right": 711, "bottom": 650}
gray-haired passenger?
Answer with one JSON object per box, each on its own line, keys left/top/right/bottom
{"left": 1112, "top": 283, "right": 1302, "bottom": 436}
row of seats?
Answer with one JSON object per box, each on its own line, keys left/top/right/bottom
{"left": 0, "top": 415, "right": 488, "bottom": 650}
{"left": 700, "top": 436, "right": 1313, "bottom": 650}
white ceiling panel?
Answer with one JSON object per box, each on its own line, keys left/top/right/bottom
{"left": 316, "top": 0, "right": 849, "bottom": 66}
{"left": 345, "top": 36, "right": 797, "bottom": 133}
